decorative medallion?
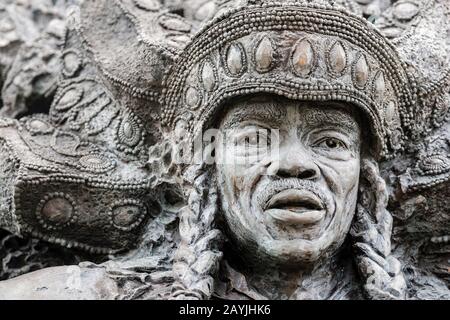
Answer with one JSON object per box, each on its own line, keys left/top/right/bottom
{"left": 326, "top": 40, "right": 347, "bottom": 76}
{"left": 61, "top": 49, "right": 82, "bottom": 78}
{"left": 108, "top": 199, "right": 147, "bottom": 231}
{"left": 253, "top": 36, "right": 275, "bottom": 73}
{"left": 25, "top": 118, "right": 54, "bottom": 135}
{"left": 53, "top": 86, "right": 83, "bottom": 112}
{"left": 117, "top": 114, "right": 142, "bottom": 147}
{"left": 222, "top": 42, "right": 247, "bottom": 77}
{"left": 291, "top": 38, "right": 316, "bottom": 77}
{"left": 352, "top": 53, "right": 370, "bottom": 89}
{"left": 36, "top": 193, "right": 78, "bottom": 231}
{"left": 417, "top": 154, "right": 450, "bottom": 176}
{"left": 79, "top": 154, "right": 116, "bottom": 173}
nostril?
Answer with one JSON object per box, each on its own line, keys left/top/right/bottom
{"left": 276, "top": 168, "right": 318, "bottom": 179}
{"left": 298, "top": 169, "right": 317, "bottom": 180}
{"left": 277, "top": 170, "right": 292, "bottom": 179}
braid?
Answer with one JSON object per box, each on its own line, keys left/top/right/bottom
{"left": 170, "top": 164, "right": 224, "bottom": 299}
{"left": 351, "top": 158, "right": 407, "bottom": 300}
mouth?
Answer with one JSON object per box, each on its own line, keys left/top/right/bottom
{"left": 264, "top": 189, "right": 326, "bottom": 225}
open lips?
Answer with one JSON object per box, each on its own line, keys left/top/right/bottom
{"left": 264, "top": 189, "right": 326, "bottom": 225}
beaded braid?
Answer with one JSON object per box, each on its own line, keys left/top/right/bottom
{"left": 351, "top": 158, "right": 407, "bottom": 300}
{"left": 170, "top": 164, "right": 224, "bottom": 299}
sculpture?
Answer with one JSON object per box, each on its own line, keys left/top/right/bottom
{"left": 170, "top": 97, "right": 405, "bottom": 300}
{"left": 0, "top": 0, "right": 448, "bottom": 300}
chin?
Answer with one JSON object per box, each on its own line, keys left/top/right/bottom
{"left": 250, "top": 228, "right": 349, "bottom": 267}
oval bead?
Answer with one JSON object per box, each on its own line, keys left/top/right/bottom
{"left": 122, "top": 121, "right": 134, "bottom": 139}
{"left": 62, "top": 50, "right": 81, "bottom": 77}
{"left": 185, "top": 87, "right": 201, "bottom": 109}
{"left": 328, "top": 41, "right": 346, "bottom": 74}
{"left": 292, "top": 38, "right": 315, "bottom": 77}
{"left": 353, "top": 54, "right": 369, "bottom": 88}
{"left": 201, "top": 60, "right": 217, "bottom": 92}
{"left": 373, "top": 71, "right": 385, "bottom": 102}
{"left": 254, "top": 36, "right": 274, "bottom": 72}
{"left": 226, "top": 43, "right": 245, "bottom": 76}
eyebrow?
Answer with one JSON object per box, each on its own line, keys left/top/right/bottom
{"left": 221, "top": 101, "right": 285, "bottom": 128}
{"left": 303, "top": 108, "right": 360, "bottom": 134}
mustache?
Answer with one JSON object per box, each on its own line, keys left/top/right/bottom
{"left": 255, "top": 178, "right": 331, "bottom": 210}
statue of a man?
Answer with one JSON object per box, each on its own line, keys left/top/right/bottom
{"left": 163, "top": 0, "right": 415, "bottom": 298}
{"left": 0, "top": 0, "right": 448, "bottom": 300}
{"left": 170, "top": 96, "right": 406, "bottom": 300}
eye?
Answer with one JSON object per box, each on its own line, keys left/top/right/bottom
{"left": 246, "top": 135, "right": 258, "bottom": 146}
{"left": 235, "top": 129, "right": 271, "bottom": 147}
{"left": 315, "top": 137, "right": 347, "bottom": 150}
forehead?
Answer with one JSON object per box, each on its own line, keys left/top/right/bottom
{"left": 219, "top": 96, "right": 361, "bottom": 132}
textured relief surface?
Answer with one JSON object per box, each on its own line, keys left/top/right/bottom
{"left": 0, "top": 0, "right": 448, "bottom": 300}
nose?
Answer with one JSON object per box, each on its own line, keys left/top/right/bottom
{"left": 273, "top": 145, "right": 320, "bottom": 180}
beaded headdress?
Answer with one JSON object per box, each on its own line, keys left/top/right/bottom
{"left": 161, "top": 0, "right": 417, "bottom": 159}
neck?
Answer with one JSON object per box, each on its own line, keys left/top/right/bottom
{"left": 223, "top": 241, "right": 355, "bottom": 300}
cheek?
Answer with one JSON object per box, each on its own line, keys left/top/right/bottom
{"left": 218, "top": 163, "right": 255, "bottom": 196}
{"left": 216, "top": 145, "right": 261, "bottom": 189}
{"left": 339, "top": 159, "right": 360, "bottom": 192}
{"left": 218, "top": 164, "right": 244, "bottom": 192}
{"left": 319, "top": 157, "right": 360, "bottom": 195}
{"left": 217, "top": 153, "right": 271, "bottom": 193}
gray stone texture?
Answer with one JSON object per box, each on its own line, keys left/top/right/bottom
{"left": 0, "top": 0, "right": 448, "bottom": 300}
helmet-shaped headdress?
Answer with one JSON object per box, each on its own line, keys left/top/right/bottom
{"left": 161, "top": 0, "right": 417, "bottom": 160}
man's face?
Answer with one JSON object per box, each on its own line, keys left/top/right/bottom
{"left": 215, "top": 97, "right": 362, "bottom": 265}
